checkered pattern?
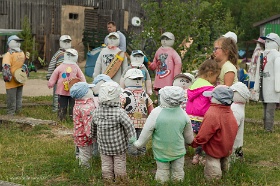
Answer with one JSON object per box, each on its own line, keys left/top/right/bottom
{"left": 91, "top": 102, "right": 136, "bottom": 155}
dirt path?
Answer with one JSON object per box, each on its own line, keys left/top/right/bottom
{"left": 0, "top": 79, "right": 53, "bottom": 97}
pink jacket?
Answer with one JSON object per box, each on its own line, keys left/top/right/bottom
{"left": 186, "top": 86, "right": 214, "bottom": 117}
{"left": 48, "top": 63, "right": 86, "bottom": 96}
{"left": 149, "top": 47, "right": 182, "bottom": 89}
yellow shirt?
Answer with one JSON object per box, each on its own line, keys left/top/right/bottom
{"left": 218, "top": 61, "right": 238, "bottom": 85}
{"left": 2, "top": 51, "right": 25, "bottom": 89}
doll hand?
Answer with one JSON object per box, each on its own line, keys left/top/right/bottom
{"left": 129, "top": 136, "right": 137, "bottom": 144}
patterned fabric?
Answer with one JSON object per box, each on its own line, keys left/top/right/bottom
{"left": 73, "top": 98, "right": 96, "bottom": 147}
{"left": 46, "top": 48, "right": 65, "bottom": 80}
{"left": 120, "top": 88, "right": 153, "bottom": 128}
{"left": 2, "top": 64, "right": 12, "bottom": 82}
{"left": 91, "top": 102, "right": 136, "bottom": 155}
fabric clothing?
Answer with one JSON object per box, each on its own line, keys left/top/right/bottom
{"left": 248, "top": 45, "right": 263, "bottom": 82}
{"left": 134, "top": 106, "right": 194, "bottom": 162}
{"left": 191, "top": 103, "right": 238, "bottom": 159}
{"left": 73, "top": 98, "right": 96, "bottom": 147}
{"left": 79, "top": 145, "right": 93, "bottom": 168}
{"left": 186, "top": 78, "right": 214, "bottom": 117}
{"left": 204, "top": 154, "right": 229, "bottom": 180}
{"left": 100, "top": 153, "right": 127, "bottom": 179}
{"left": 52, "top": 84, "right": 58, "bottom": 111}
{"left": 127, "top": 128, "right": 146, "bottom": 155}
{"left": 217, "top": 61, "right": 238, "bottom": 85}
{"left": 263, "top": 103, "right": 276, "bottom": 131}
{"left": 58, "top": 95, "right": 75, "bottom": 121}
{"left": 6, "top": 86, "right": 23, "bottom": 115}
{"left": 91, "top": 102, "right": 136, "bottom": 155}
{"left": 46, "top": 48, "right": 65, "bottom": 80}
{"left": 149, "top": 47, "right": 182, "bottom": 89}
{"left": 104, "top": 31, "right": 126, "bottom": 52}
{"left": 231, "top": 102, "right": 245, "bottom": 149}
{"left": 2, "top": 50, "right": 25, "bottom": 89}
{"left": 155, "top": 156, "right": 185, "bottom": 183}
{"left": 120, "top": 88, "right": 153, "bottom": 128}
{"left": 93, "top": 47, "right": 128, "bottom": 83}
{"left": 48, "top": 63, "right": 86, "bottom": 96}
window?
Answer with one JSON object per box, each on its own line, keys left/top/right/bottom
{"left": 69, "top": 13, "right": 78, "bottom": 20}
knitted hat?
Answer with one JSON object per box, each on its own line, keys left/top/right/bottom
{"left": 70, "top": 82, "right": 94, "bottom": 99}
{"left": 203, "top": 85, "right": 234, "bottom": 105}
{"left": 159, "top": 86, "right": 185, "bottom": 106}
{"left": 99, "top": 81, "right": 122, "bottom": 102}
{"left": 230, "top": 82, "right": 250, "bottom": 101}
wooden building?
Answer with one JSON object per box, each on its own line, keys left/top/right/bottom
{"left": 0, "top": 0, "right": 144, "bottom": 65}
{"left": 253, "top": 14, "right": 280, "bottom": 36}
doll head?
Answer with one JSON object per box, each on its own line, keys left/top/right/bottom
{"left": 63, "top": 48, "right": 78, "bottom": 64}
{"left": 124, "top": 68, "right": 143, "bottom": 88}
{"left": 230, "top": 82, "right": 250, "bottom": 103}
{"left": 59, "top": 35, "right": 72, "bottom": 49}
{"left": 130, "top": 50, "right": 145, "bottom": 67}
{"left": 99, "top": 81, "right": 122, "bottom": 103}
{"left": 7, "top": 35, "right": 24, "bottom": 52}
{"left": 107, "top": 32, "right": 120, "bottom": 47}
{"left": 161, "top": 32, "right": 175, "bottom": 47}
{"left": 261, "top": 33, "right": 280, "bottom": 51}
{"left": 70, "top": 82, "right": 94, "bottom": 100}
{"left": 92, "top": 74, "right": 112, "bottom": 96}
{"left": 203, "top": 85, "right": 234, "bottom": 105}
{"left": 173, "top": 73, "right": 194, "bottom": 90}
{"left": 159, "top": 86, "right": 185, "bottom": 108}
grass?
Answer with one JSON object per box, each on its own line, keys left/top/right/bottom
{"left": 0, "top": 90, "right": 280, "bottom": 185}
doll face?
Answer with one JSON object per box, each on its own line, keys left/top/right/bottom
{"left": 107, "top": 35, "right": 120, "bottom": 47}
{"left": 173, "top": 77, "right": 192, "bottom": 90}
{"left": 130, "top": 54, "right": 144, "bottom": 67}
{"left": 161, "top": 36, "right": 174, "bottom": 47}
{"left": 124, "top": 77, "right": 143, "bottom": 87}
{"left": 265, "top": 39, "right": 279, "bottom": 50}
{"left": 59, "top": 40, "right": 71, "bottom": 49}
{"left": 8, "top": 40, "right": 21, "bottom": 51}
{"left": 64, "top": 51, "right": 78, "bottom": 63}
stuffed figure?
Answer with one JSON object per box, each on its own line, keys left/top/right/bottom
{"left": 230, "top": 82, "right": 250, "bottom": 160}
{"left": 91, "top": 81, "right": 136, "bottom": 181}
{"left": 173, "top": 73, "right": 195, "bottom": 110}
{"left": 149, "top": 32, "right": 182, "bottom": 96}
{"left": 2, "top": 35, "right": 25, "bottom": 115}
{"left": 93, "top": 32, "right": 128, "bottom": 83}
{"left": 254, "top": 33, "right": 280, "bottom": 132}
{"left": 70, "top": 82, "right": 96, "bottom": 168}
{"left": 120, "top": 68, "right": 154, "bottom": 156}
{"left": 48, "top": 48, "right": 86, "bottom": 121}
{"left": 132, "top": 86, "right": 194, "bottom": 183}
{"left": 120, "top": 50, "right": 152, "bottom": 95}
{"left": 191, "top": 85, "right": 238, "bottom": 180}
{"left": 46, "top": 35, "right": 72, "bottom": 112}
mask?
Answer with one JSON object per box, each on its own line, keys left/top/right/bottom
{"left": 107, "top": 36, "right": 120, "bottom": 47}
{"left": 124, "top": 77, "right": 143, "bottom": 88}
{"left": 8, "top": 40, "right": 21, "bottom": 51}
{"left": 130, "top": 55, "right": 144, "bottom": 67}
{"left": 265, "top": 39, "right": 279, "bottom": 51}
{"left": 161, "top": 37, "right": 174, "bottom": 47}
{"left": 60, "top": 40, "right": 72, "bottom": 49}
{"left": 63, "top": 52, "right": 78, "bottom": 64}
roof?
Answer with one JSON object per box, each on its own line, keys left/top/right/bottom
{"left": 0, "top": 29, "right": 22, "bottom": 36}
{"left": 253, "top": 14, "right": 280, "bottom": 27}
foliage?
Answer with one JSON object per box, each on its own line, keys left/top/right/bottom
{"left": 18, "top": 16, "right": 38, "bottom": 61}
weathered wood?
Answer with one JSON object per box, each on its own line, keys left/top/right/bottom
{"left": 0, "top": 115, "right": 57, "bottom": 126}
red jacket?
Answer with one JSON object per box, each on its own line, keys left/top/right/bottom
{"left": 191, "top": 103, "right": 238, "bottom": 158}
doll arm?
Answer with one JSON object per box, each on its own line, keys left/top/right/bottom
{"left": 47, "top": 68, "right": 59, "bottom": 88}
{"left": 147, "top": 96, "right": 154, "bottom": 115}
{"left": 120, "top": 77, "right": 125, "bottom": 89}
{"left": 184, "top": 115, "right": 194, "bottom": 144}
{"left": 120, "top": 110, "right": 136, "bottom": 141}
{"left": 148, "top": 53, "right": 159, "bottom": 71}
{"left": 146, "top": 80, "right": 153, "bottom": 96}
{"left": 274, "top": 56, "right": 280, "bottom": 92}
{"left": 253, "top": 54, "right": 261, "bottom": 91}
{"left": 92, "top": 53, "right": 102, "bottom": 78}
{"left": 173, "top": 52, "right": 182, "bottom": 76}
{"left": 133, "top": 107, "right": 161, "bottom": 148}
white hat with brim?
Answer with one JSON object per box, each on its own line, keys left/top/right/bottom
{"left": 260, "top": 33, "right": 280, "bottom": 46}
{"left": 124, "top": 68, "right": 144, "bottom": 79}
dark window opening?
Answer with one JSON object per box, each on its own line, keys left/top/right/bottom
{"left": 69, "top": 13, "right": 78, "bottom": 20}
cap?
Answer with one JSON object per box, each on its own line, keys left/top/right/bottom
{"left": 108, "top": 32, "right": 120, "bottom": 39}
{"left": 203, "top": 85, "right": 234, "bottom": 105}
{"left": 161, "top": 32, "right": 175, "bottom": 40}
{"left": 65, "top": 48, "right": 78, "bottom": 56}
{"left": 260, "top": 33, "right": 280, "bottom": 46}
{"left": 131, "top": 50, "right": 144, "bottom": 56}
{"left": 223, "top": 31, "right": 237, "bottom": 43}
{"left": 70, "top": 82, "right": 93, "bottom": 99}
{"left": 159, "top": 86, "right": 185, "bottom": 106}
{"left": 60, "top": 35, "right": 72, "bottom": 41}
{"left": 124, "top": 68, "right": 144, "bottom": 79}
{"left": 99, "top": 81, "right": 122, "bottom": 102}
{"left": 7, "top": 35, "right": 24, "bottom": 45}
{"left": 253, "top": 37, "right": 265, "bottom": 44}
{"left": 92, "top": 74, "right": 112, "bottom": 85}
{"left": 173, "top": 73, "right": 195, "bottom": 83}
{"left": 230, "top": 82, "right": 250, "bottom": 101}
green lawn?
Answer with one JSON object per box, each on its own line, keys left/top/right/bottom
{"left": 0, "top": 94, "right": 279, "bottom": 185}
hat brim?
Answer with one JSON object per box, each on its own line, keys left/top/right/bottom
{"left": 173, "top": 74, "right": 192, "bottom": 82}
{"left": 203, "top": 91, "right": 213, "bottom": 97}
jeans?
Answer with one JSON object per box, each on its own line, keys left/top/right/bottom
{"left": 6, "top": 86, "right": 23, "bottom": 115}
{"left": 58, "top": 95, "right": 75, "bottom": 121}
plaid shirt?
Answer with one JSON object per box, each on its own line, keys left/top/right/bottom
{"left": 91, "top": 102, "right": 136, "bottom": 155}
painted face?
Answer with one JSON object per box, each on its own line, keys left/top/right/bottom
{"left": 124, "top": 77, "right": 143, "bottom": 87}
{"left": 63, "top": 52, "right": 78, "bottom": 64}
{"left": 265, "top": 39, "right": 279, "bottom": 50}
{"left": 173, "top": 77, "right": 192, "bottom": 90}
{"left": 60, "top": 39, "right": 71, "bottom": 49}
{"left": 161, "top": 36, "right": 174, "bottom": 47}
{"left": 130, "top": 54, "right": 144, "bottom": 67}
{"left": 8, "top": 40, "right": 21, "bottom": 51}
{"left": 107, "top": 36, "right": 120, "bottom": 47}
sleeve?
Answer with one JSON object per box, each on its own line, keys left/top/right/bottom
{"left": 274, "top": 56, "right": 280, "bottom": 92}
{"left": 134, "top": 107, "right": 161, "bottom": 148}
{"left": 47, "top": 66, "right": 59, "bottom": 88}
{"left": 104, "top": 35, "right": 108, "bottom": 46}
{"left": 119, "top": 32, "right": 127, "bottom": 52}
{"left": 173, "top": 50, "right": 182, "bottom": 76}
{"left": 77, "top": 67, "right": 86, "bottom": 82}
{"left": 119, "top": 92, "right": 127, "bottom": 109}
{"left": 2, "top": 53, "right": 12, "bottom": 82}
{"left": 91, "top": 111, "right": 97, "bottom": 139}
{"left": 46, "top": 51, "right": 59, "bottom": 80}
{"left": 149, "top": 51, "right": 159, "bottom": 71}
{"left": 120, "top": 55, "right": 128, "bottom": 76}
{"left": 81, "top": 107, "right": 94, "bottom": 138}
{"left": 253, "top": 53, "right": 261, "bottom": 91}
{"left": 119, "top": 110, "right": 136, "bottom": 140}
{"left": 93, "top": 51, "right": 102, "bottom": 78}
{"left": 183, "top": 114, "right": 194, "bottom": 144}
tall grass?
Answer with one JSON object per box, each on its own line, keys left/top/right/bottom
{"left": 0, "top": 95, "right": 279, "bottom": 185}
